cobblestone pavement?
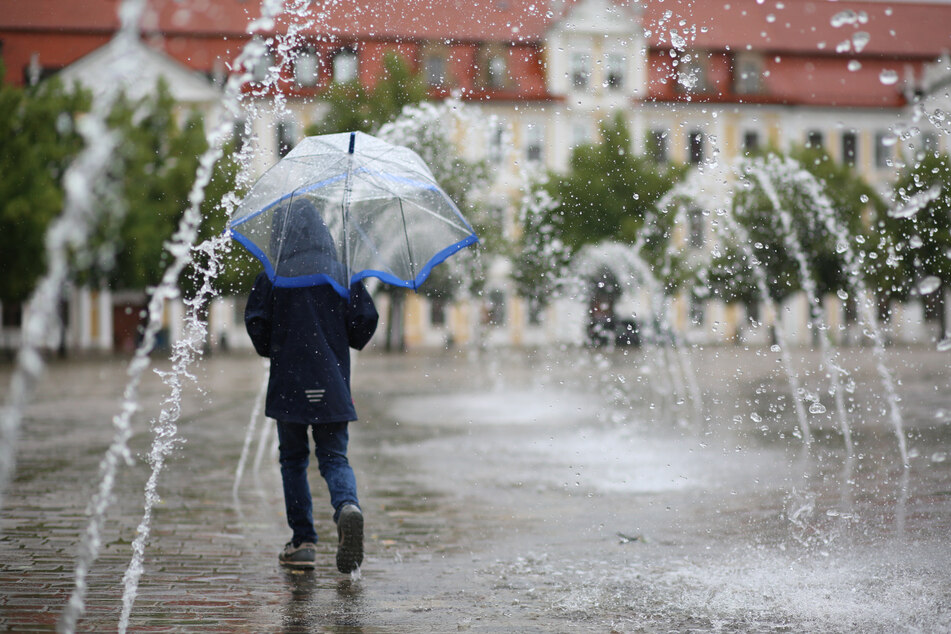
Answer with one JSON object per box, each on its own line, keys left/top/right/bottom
{"left": 1, "top": 346, "right": 950, "bottom": 632}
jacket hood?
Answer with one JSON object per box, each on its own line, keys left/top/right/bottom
{"left": 271, "top": 196, "right": 345, "bottom": 281}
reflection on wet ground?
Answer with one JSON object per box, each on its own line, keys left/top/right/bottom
{"left": 1, "top": 345, "right": 949, "bottom": 631}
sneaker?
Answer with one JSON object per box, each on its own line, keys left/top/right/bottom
{"left": 279, "top": 541, "right": 316, "bottom": 569}
{"left": 336, "top": 504, "right": 364, "bottom": 573}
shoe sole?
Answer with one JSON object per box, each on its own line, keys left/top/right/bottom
{"left": 279, "top": 558, "right": 316, "bottom": 570}
{"left": 336, "top": 508, "right": 364, "bottom": 573}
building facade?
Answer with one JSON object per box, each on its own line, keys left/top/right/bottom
{"left": 1, "top": 0, "right": 949, "bottom": 351}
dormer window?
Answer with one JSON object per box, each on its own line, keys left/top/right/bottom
{"left": 677, "top": 51, "right": 710, "bottom": 94}
{"left": 421, "top": 43, "right": 451, "bottom": 88}
{"left": 477, "top": 44, "right": 511, "bottom": 89}
{"left": 332, "top": 50, "right": 358, "bottom": 84}
{"left": 488, "top": 55, "right": 507, "bottom": 88}
{"left": 251, "top": 40, "right": 274, "bottom": 82}
{"left": 734, "top": 52, "right": 764, "bottom": 95}
{"left": 425, "top": 55, "right": 445, "bottom": 87}
{"left": 294, "top": 47, "right": 319, "bottom": 87}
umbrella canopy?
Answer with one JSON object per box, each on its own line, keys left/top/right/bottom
{"left": 228, "top": 131, "right": 479, "bottom": 297}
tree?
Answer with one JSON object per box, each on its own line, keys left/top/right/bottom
{"left": 882, "top": 151, "right": 951, "bottom": 335}
{"left": 714, "top": 151, "right": 871, "bottom": 307}
{"left": 510, "top": 175, "right": 571, "bottom": 311}
{"left": 306, "top": 53, "right": 428, "bottom": 136}
{"left": 0, "top": 62, "right": 89, "bottom": 305}
{"left": 545, "top": 112, "right": 684, "bottom": 263}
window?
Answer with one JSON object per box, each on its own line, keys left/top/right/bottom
{"left": 689, "top": 293, "right": 705, "bottom": 327}
{"left": 332, "top": 50, "right": 358, "bottom": 84}
{"left": 424, "top": 54, "right": 446, "bottom": 87}
{"left": 486, "top": 289, "right": 506, "bottom": 326}
{"left": 677, "top": 51, "right": 709, "bottom": 93}
{"left": 688, "top": 131, "right": 704, "bottom": 164}
{"left": 571, "top": 122, "right": 589, "bottom": 150}
{"left": 874, "top": 131, "right": 893, "bottom": 168}
{"left": 841, "top": 131, "right": 858, "bottom": 166}
{"left": 743, "top": 130, "right": 760, "bottom": 155}
{"left": 430, "top": 297, "right": 447, "bottom": 327}
{"left": 688, "top": 208, "right": 704, "bottom": 248}
{"left": 746, "top": 299, "right": 760, "bottom": 325}
{"left": 276, "top": 120, "right": 296, "bottom": 158}
{"left": 570, "top": 52, "right": 590, "bottom": 89}
{"left": 476, "top": 44, "right": 510, "bottom": 89}
{"left": 252, "top": 46, "right": 274, "bottom": 83}
{"left": 488, "top": 55, "right": 507, "bottom": 88}
{"left": 648, "top": 129, "right": 668, "bottom": 163}
{"left": 294, "top": 47, "right": 319, "bottom": 86}
{"left": 734, "top": 53, "right": 763, "bottom": 95}
{"left": 489, "top": 123, "right": 506, "bottom": 164}
{"left": 806, "top": 130, "right": 824, "bottom": 150}
{"left": 525, "top": 122, "right": 544, "bottom": 163}
{"left": 605, "top": 53, "right": 625, "bottom": 90}
{"left": 232, "top": 119, "right": 249, "bottom": 153}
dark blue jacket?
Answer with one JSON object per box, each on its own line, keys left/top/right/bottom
{"left": 244, "top": 197, "right": 378, "bottom": 424}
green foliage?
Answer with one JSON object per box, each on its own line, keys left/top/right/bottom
{"left": 716, "top": 150, "right": 875, "bottom": 306}
{"left": 545, "top": 112, "right": 684, "bottom": 262}
{"left": 96, "top": 83, "right": 203, "bottom": 289}
{"left": 0, "top": 58, "right": 242, "bottom": 307}
{"left": 510, "top": 180, "right": 571, "bottom": 307}
{"left": 882, "top": 152, "right": 951, "bottom": 300}
{"left": 0, "top": 64, "right": 89, "bottom": 303}
{"left": 306, "top": 53, "right": 428, "bottom": 136}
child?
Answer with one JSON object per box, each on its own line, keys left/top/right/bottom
{"left": 245, "top": 197, "right": 378, "bottom": 572}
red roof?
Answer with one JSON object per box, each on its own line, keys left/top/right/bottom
{"left": 640, "top": 0, "right": 951, "bottom": 59}
{"left": 3, "top": 0, "right": 948, "bottom": 53}
{"left": 0, "top": 0, "right": 554, "bottom": 42}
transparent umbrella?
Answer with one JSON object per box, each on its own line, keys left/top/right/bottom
{"left": 228, "top": 131, "right": 479, "bottom": 296}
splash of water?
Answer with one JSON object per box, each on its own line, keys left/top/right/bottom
{"left": 0, "top": 5, "right": 144, "bottom": 527}
{"left": 116, "top": 1, "right": 317, "bottom": 628}
{"left": 747, "top": 159, "right": 852, "bottom": 455}
{"left": 233, "top": 364, "right": 270, "bottom": 500}
{"left": 788, "top": 161, "right": 908, "bottom": 466}
{"left": 59, "top": 0, "right": 306, "bottom": 630}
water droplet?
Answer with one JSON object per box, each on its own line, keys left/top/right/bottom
{"left": 837, "top": 289, "right": 849, "bottom": 301}
{"left": 851, "top": 31, "right": 870, "bottom": 53}
{"left": 809, "top": 402, "right": 827, "bottom": 415}
{"left": 909, "top": 235, "right": 924, "bottom": 249}
{"left": 918, "top": 276, "right": 941, "bottom": 295}
{"left": 831, "top": 10, "right": 857, "bottom": 28}
{"left": 879, "top": 69, "right": 899, "bottom": 85}
{"left": 932, "top": 452, "right": 947, "bottom": 464}
{"left": 848, "top": 60, "right": 862, "bottom": 72}
{"left": 937, "top": 338, "right": 951, "bottom": 352}
{"left": 751, "top": 412, "right": 762, "bottom": 423}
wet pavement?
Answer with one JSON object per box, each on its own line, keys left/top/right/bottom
{"left": 1, "top": 344, "right": 950, "bottom": 632}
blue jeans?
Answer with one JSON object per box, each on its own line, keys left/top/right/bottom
{"left": 276, "top": 421, "right": 359, "bottom": 546}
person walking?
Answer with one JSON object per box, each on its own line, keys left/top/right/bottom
{"left": 244, "top": 198, "right": 378, "bottom": 572}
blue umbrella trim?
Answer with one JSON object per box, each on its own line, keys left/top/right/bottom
{"left": 351, "top": 232, "right": 480, "bottom": 291}
{"left": 229, "top": 228, "right": 479, "bottom": 299}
